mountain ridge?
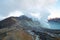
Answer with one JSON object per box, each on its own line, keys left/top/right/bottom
{"left": 0, "top": 15, "right": 60, "bottom": 40}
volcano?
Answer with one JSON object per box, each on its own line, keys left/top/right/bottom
{"left": 0, "top": 15, "right": 60, "bottom": 40}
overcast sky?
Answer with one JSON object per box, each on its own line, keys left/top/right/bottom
{"left": 48, "top": 0, "right": 60, "bottom": 18}
{"left": 0, "top": 0, "right": 59, "bottom": 20}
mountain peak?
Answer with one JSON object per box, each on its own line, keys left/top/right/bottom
{"left": 18, "top": 15, "right": 32, "bottom": 21}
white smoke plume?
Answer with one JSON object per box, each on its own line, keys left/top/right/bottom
{"left": 0, "top": 0, "right": 57, "bottom": 28}
{"left": 19, "top": 0, "right": 57, "bottom": 28}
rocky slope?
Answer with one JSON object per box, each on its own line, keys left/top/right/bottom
{"left": 0, "top": 15, "right": 60, "bottom": 40}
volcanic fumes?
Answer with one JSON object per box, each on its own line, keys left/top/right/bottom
{"left": 0, "top": 0, "right": 57, "bottom": 28}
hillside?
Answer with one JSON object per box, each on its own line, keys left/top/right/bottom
{"left": 0, "top": 15, "right": 60, "bottom": 40}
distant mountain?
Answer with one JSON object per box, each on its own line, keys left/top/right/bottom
{"left": 0, "top": 15, "right": 32, "bottom": 29}
{"left": 0, "top": 15, "right": 41, "bottom": 30}
{"left": 49, "top": 18, "right": 60, "bottom": 22}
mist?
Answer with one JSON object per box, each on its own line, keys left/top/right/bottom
{"left": 0, "top": 0, "right": 57, "bottom": 28}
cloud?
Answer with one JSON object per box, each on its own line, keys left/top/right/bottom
{"left": 48, "top": 8, "right": 60, "bottom": 18}
{"left": 0, "top": 0, "right": 57, "bottom": 20}
{"left": 8, "top": 11, "right": 24, "bottom": 17}
{"left": 0, "top": 11, "right": 24, "bottom": 20}
{"left": 0, "top": 0, "right": 58, "bottom": 28}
